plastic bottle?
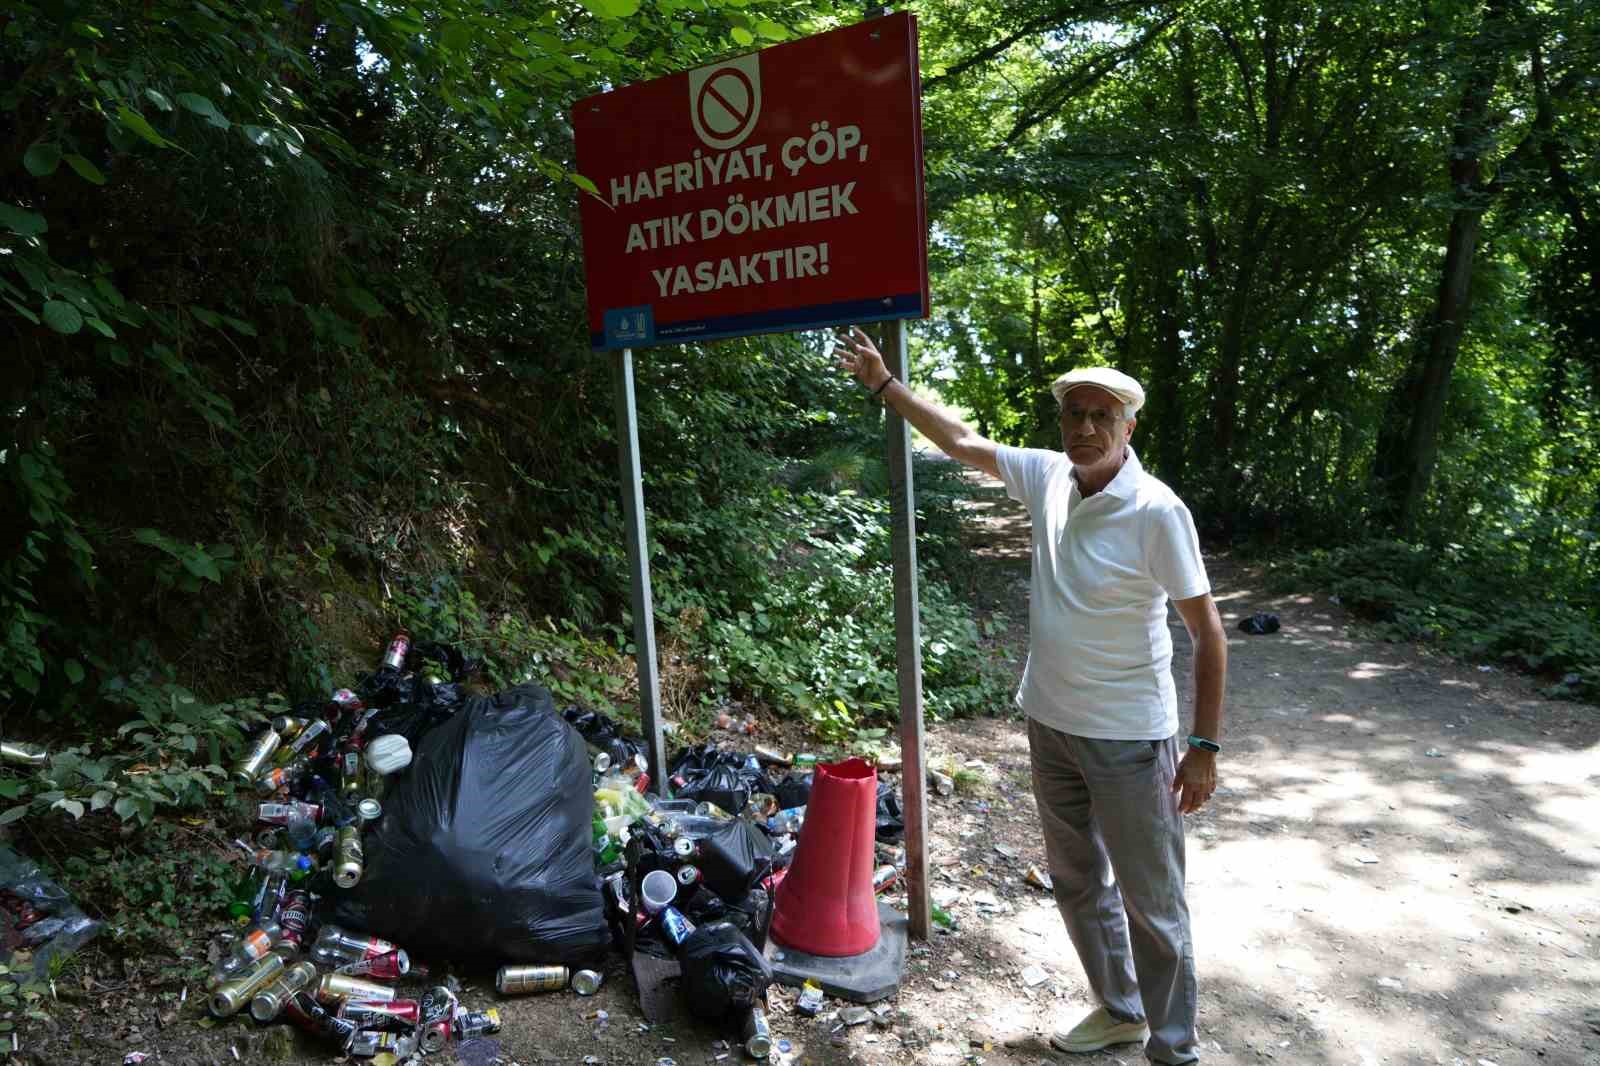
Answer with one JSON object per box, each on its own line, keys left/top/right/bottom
{"left": 210, "top": 919, "right": 282, "bottom": 984}
{"left": 285, "top": 810, "right": 317, "bottom": 852}
{"left": 234, "top": 839, "right": 314, "bottom": 878}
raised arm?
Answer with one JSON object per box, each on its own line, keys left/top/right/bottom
{"left": 834, "top": 327, "right": 1000, "bottom": 478}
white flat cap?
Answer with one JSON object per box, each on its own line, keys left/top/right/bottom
{"left": 1049, "top": 366, "right": 1146, "bottom": 415}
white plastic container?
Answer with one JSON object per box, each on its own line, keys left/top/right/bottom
{"left": 364, "top": 733, "right": 412, "bottom": 775}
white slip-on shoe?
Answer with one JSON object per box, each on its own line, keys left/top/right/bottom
{"left": 1050, "top": 1006, "right": 1151, "bottom": 1053}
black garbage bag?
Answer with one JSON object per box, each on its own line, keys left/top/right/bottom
{"left": 875, "top": 779, "right": 904, "bottom": 842}
{"left": 772, "top": 771, "right": 812, "bottom": 811}
{"left": 362, "top": 678, "right": 467, "bottom": 747}
{"left": 1238, "top": 612, "right": 1281, "bottom": 635}
{"left": 329, "top": 683, "right": 608, "bottom": 965}
{"left": 695, "top": 817, "right": 774, "bottom": 901}
{"left": 562, "top": 706, "right": 645, "bottom": 766}
{"left": 670, "top": 744, "right": 776, "bottom": 808}
{"left": 675, "top": 762, "right": 752, "bottom": 816}
{"left": 678, "top": 921, "right": 773, "bottom": 1022}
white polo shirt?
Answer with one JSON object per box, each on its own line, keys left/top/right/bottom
{"left": 994, "top": 445, "right": 1210, "bottom": 740}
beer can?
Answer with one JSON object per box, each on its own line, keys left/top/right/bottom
{"left": 0, "top": 741, "right": 49, "bottom": 767}
{"left": 872, "top": 864, "right": 899, "bottom": 893}
{"left": 356, "top": 797, "right": 382, "bottom": 822}
{"left": 742, "top": 1004, "right": 773, "bottom": 1059}
{"left": 286, "top": 717, "right": 330, "bottom": 756}
{"left": 694, "top": 800, "right": 733, "bottom": 820}
{"left": 753, "top": 746, "right": 790, "bottom": 767}
{"left": 672, "top": 837, "right": 696, "bottom": 858}
{"left": 285, "top": 990, "right": 358, "bottom": 1042}
{"left": 338, "top": 998, "right": 420, "bottom": 1029}
{"left": 571, "top": 969, "right": 603, "bottom": 996}
{"left": 210, "top": 952, "right": 285, "bottom": 1017}
{"left": 419, "top": 1018, "right": 452, "bottom": 1054}
{"left": 659, "top": 905, "right": 694, "bottom": 948}
{"left": 382, "top": 631, "right": 410, "bottom": 671}
{"left": 232, "top": 729, "right": 282, "bottom": 787}
{"left": 455, "top": 1007, "right": 503, "bottom": 1038}
{"left": 249, "top": 960, "right": 318, "bottom": 1022}
{"left": 592, "top": 751, "right": 612, "bottom": 774}
{"left": 675, "top": 864, "right": 701, "bottom": 887}
{"left": 333, "top": 825, "right": 363, "bottom": 889}
{"left": 269, "top": 716, "right": 309, "bottom": 736}
{"left": 315, "top": 971, "right": 396, "bottom": 1005}
{"left": 496, "top": 964, "right": 568, "bottom": 996}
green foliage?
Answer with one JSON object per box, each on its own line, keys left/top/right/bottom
{"left": 0, "top": 964, "right": 50, "bottom": 1032}
{"left": 53, "top": 821, "right": 238, "bottom": 955}
{"left": 0, "top": 676, "right": 269, "bottom": 828}
{"left": 1269, "top": 539, "right": 1600, "bottom": 702}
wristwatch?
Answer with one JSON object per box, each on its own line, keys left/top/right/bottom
{"left": 1186, "top": 734, "right": 1221, "bottom": 753}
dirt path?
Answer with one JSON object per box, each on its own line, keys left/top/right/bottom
{"left": 25, "top": 471, "right": 1600, "bottom": 1066}
{"left": 877, "top": 469, "right": 1600, "bottom": 1066}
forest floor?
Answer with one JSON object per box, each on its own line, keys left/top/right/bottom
{"left": 15, "top": 467, "right": 1600, "bottom": 1066}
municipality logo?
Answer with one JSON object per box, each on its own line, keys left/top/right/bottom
{"left": 687, "top": 53, "right": 761, "bottom": 151}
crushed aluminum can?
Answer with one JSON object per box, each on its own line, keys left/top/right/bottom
{"left": 455, "top": 1007, "right": 503, "bottom": 1038}
{"left": 871, "top": 864, "right": 899, "bottom": 893}
{"left": 418, "top": 1017, "right": 452, "bottom": 1054}
{"left": 1024, "top": 864, "right": 1053, "bottom": 892}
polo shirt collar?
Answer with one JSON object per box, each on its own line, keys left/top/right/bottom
{"left": 1070, "top": 446, "right": 1142, "bottom": 500}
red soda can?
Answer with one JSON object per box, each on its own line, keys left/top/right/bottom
{"left": 419, "top": 985, "right": 458, "bottom": 1026}
{"left": 338, "top": 999, "right": 420, "bottom": 1030}
{"left": 335, "top": 949, "right": 415, "bottom": 980}
{"left": 872, "top": 864, "right": 899, "bottom": 893}
{"left": 331, "top": 688, "right": 365, "bottom": 712}
{"left": 634, "top": 772, "right": 650, "bottom": 794}
{"left": 419, "top": 1018, "right": 452, "bottom": 1054}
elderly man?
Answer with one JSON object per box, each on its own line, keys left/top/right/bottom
{"left": 835, "top": 328, "right": 1226, "bottom": 1065}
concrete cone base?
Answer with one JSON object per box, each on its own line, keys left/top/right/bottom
{"left": 764, "top": 901, "right": 908, "bottom": 1004}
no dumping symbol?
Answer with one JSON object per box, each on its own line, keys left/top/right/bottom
{"left": 687, "top": 53, "right": 762, "bottom": 151}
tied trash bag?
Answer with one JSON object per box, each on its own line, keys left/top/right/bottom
{"left": 695, "top": 817, "right": 774, "bottom": 902}
{"left": 772, "top": 771, "right": 812, "bottom": 811}
{"left": 331, "top": 683, "right": 609, "bottom": 964}
{"left": 0, "top": 844, "right": 100, "bottom": 976}
{"left": 669, "top": 744, "right": 775, "bottom": 813}
{"left": 1238, "top": 612, "right": 1281, "bottom": 635}
{"left": 678, "top": 921, "right": 773, "bottom": 1022}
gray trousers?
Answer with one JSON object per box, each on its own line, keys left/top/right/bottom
{"left": 1028, "top": 718, "right": 1199, "bottom": 1064}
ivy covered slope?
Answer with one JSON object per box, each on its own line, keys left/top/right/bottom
{"left": 0, "top": 0, "right": 1017, "bottom": 853}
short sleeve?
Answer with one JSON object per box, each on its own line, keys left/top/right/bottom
{"left": 995, "top": 446, "right": 1063, "bottom": 512}
{"left": 1144, "top": 499, "right": 1210, "bottom": 601}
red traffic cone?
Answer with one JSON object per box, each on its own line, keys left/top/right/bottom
{"left": 770, "top": 757, "right": 880, "bottom": 957}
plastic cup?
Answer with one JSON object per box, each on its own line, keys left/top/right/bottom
{"left": 640, "top": 869, "right": 677, "bottom": 914}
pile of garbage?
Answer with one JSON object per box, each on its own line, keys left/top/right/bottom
{"left": 217, "top": 631, "right": 905, "bottom": 1060}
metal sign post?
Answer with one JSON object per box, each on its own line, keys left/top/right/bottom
{"left": 883, "top": 319, "right": 929, "bottom": 940}
{"left": 613, "top": 348, "right": 668, "bottom": 791}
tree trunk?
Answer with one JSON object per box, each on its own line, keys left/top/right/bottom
{"left": 1371, "top": 0, "right": 1509, "bottom": 532}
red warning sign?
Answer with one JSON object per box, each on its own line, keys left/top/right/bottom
{"left": 572, "top": 13, "right": 928, "bottom": 350}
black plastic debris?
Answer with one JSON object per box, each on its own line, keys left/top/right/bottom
{"left": 1238, "top": 612, "right": 1281, "bottom": 635}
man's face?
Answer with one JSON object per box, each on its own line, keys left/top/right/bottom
{"left": 1058, "top": 384, "right": 1134, "bottom": 476}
